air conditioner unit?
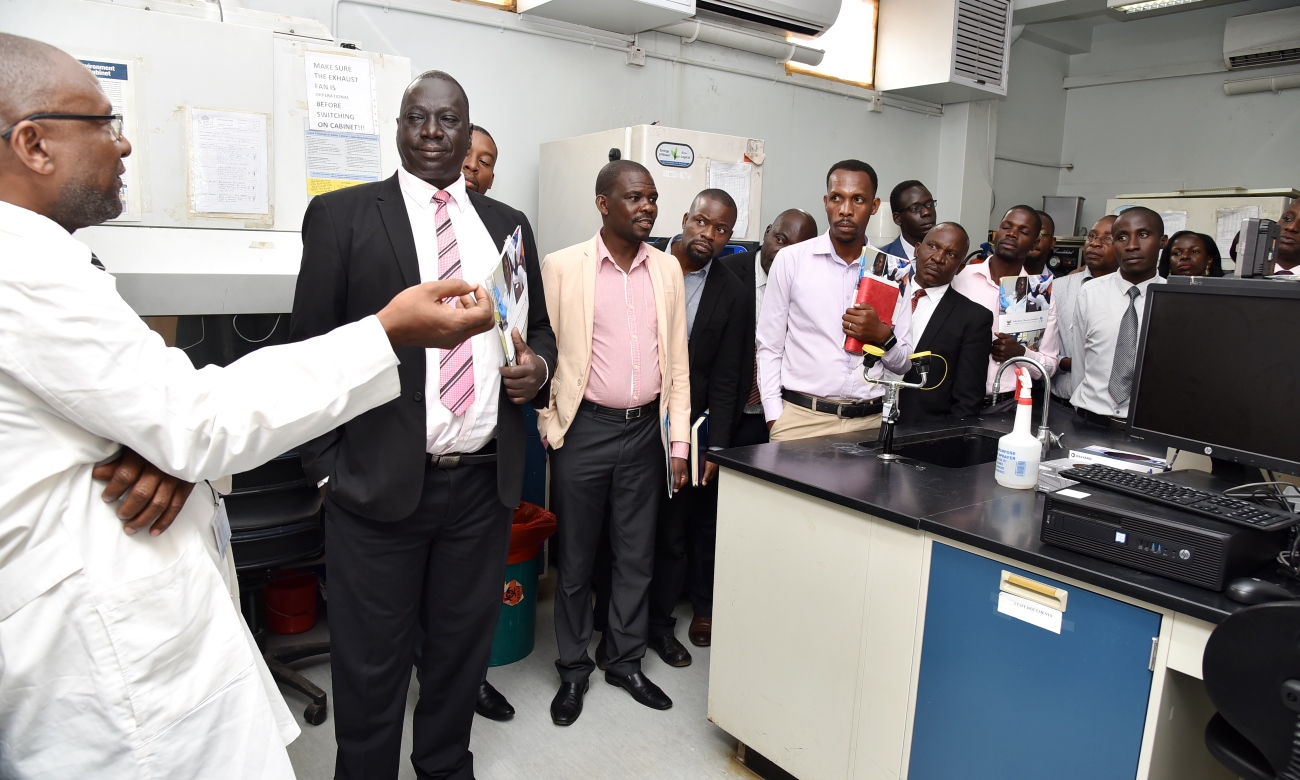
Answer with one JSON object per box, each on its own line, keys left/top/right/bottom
{"left": 517, "top": 0, "right": 695, "bottom": 35}
{"left": 693, "top": 0, "right": 842, "bottom": 37}
{"left": 875, "top": 0, "right": 1013, "bottom": 104}
{"left": 1224, "top": 6, "right": 1300, "bottom": 71}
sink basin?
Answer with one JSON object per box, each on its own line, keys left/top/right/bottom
{"left": 859, "top": 427, "right": 1006, "bottom": 469}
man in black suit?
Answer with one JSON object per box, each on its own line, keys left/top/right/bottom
{"left": 647, "top": 189, "right": 747, "bottom": 660}
{"left": 289, "top": 71, "right": 556, "bottom": 780}
{"left": 719, "top": 208, "right": 818, "bottom": 448}
{"left": 899, "top": 223, "right": 992, "bottom": 422}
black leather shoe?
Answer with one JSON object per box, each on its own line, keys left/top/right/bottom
{"left": 595, "top": 637, "right": 609, "bottom": 671}
{"left": 648, "top": 635, "right": 692, "bottom": 667}
{"left": 605, "top": 670, "right": 672, "bottom": 710}
{"left": 550, "top": 680, "right": 589, "bottom": 726}
{"left": 475, "top": 679, "right": 515, "bottom": 722}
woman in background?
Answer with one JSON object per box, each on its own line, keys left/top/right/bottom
{"left": 1158, "top": 231, "right": 1224, "bottom": 278}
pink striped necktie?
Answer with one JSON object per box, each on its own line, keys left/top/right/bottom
{"left": 432, "top": 190, "right": 475, "bottom": 417}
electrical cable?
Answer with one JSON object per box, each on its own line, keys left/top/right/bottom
{"left": 176, "top": 318, "right": 205, "bottom": 351}
{"left": 232, "top": 314, "right": 280, "bottom": 344}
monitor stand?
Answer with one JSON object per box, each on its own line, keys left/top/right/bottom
{"left": 1159, "top": 460, "right": 1259, "bottom": 496}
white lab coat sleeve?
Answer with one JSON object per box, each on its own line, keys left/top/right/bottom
{"left": 0, "top": 260, "right": 401, "bottom": 483}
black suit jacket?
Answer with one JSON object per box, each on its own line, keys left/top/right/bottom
{"left": 899, "top": 287, "right": 992, "bottom": 423}
{"left": 288, "top": 174, "right": 557, "bottom": 521}
{"left": 719, "top": 250, "right": 760, "bottom": 420}
{"left": 686, "top": 260, "right": 746, "bottom": 448}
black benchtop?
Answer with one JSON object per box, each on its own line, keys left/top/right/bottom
{"left": 710, "top": 406, "right": 1273, "bottom": 624}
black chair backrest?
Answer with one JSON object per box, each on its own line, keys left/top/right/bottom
{"left": 228, "top": 451, "right": 323, "bottom": 573}
{"left": 1203, "top": 601, "right": 1300, "bottom": 776}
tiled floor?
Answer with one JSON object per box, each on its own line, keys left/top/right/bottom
{"left": 267, "top": 574, "right": 759, "bottom": 780}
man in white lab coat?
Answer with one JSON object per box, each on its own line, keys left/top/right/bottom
{"left": 0, "top": 34, "right": 494, "bottom": 779}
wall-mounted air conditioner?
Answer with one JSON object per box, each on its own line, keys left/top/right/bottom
{"left": 693, "top": 0, "right": 842, "bottom": 37}
{"left": 1224, "top": 6, "right": 1300, "bottom": 71}
{"left": 517, "top": 0, "right": 695, "bottom": 35}
{"left": 875, "top": 0, "right": 1013, "bottom": 104}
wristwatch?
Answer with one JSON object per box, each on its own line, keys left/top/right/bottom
{"left": 879, "top": 331, "right": 897, "bottom": 352}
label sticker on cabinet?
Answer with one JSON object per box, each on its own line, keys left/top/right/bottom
{"left": 1057, "top": 488, "right": 1090, "bottom": 499}
{"left": 998, "top": 591, "right": 1062, "bottom": 634}
{"left": 655, "top": 142, "right": 694, "bottom": 168}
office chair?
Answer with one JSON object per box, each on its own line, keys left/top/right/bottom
{"left": 1202, "top": 601, "right": 1300, "bottom": 780}
{"left": 229, "top": 451, "right": 331, "bottom": 726}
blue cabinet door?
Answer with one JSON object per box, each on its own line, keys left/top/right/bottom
{"left": 908, "top": 543, "right": 1161, "bottom": 780}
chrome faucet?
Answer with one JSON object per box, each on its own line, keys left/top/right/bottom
{"left": 991, "top": 355, "right": 1063, "bottom": 459}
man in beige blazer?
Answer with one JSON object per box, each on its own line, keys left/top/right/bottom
{"left": 538, "top": 160, "right": 691, "bottom": 726}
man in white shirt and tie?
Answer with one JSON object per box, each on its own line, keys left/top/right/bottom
{"left": 1071, "top": 207, "right": 1167, "bottom": 427}
{"left": 1052, "top": 215, "right": 1118, "bottom": 405}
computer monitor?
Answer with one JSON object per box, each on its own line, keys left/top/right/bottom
{"left": 1128, "top": 277, "right": 1300, "bottom": 476}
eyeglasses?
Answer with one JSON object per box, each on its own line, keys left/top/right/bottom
{"left": 0, "top": 113, "right": 124, "bottom": 141}
{"left": 1084, "top": 233, "right": 1114, "bottom": 245}
{"left": 904, "top": 200, "right": 937, "bottom": 216}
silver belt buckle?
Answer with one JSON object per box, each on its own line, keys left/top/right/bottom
{"left": 625, "top": 407, "right": 642, "bottom": 420}
{"left": 434, "top": 454, "right": 461, "bottom": 469}
{"left": 835, "top": 402, "right": 849, "bottom": 419}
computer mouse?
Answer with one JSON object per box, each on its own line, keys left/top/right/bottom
{"left": 1225, "top": 577, "right": 1296, "bottom": 605}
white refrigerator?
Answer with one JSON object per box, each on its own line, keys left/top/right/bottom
{"left": 538, "top": 125, "right": 765, "bottom": 257}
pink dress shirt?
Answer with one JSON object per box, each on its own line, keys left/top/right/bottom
{"left": 950, "top": 260, "right": 1059, "bottom": 395}
{"left": 756, "top": 233, "right": 913, "bottom": 422}
{"left": 584, "top": 232, "right": 687, "bottom": 458}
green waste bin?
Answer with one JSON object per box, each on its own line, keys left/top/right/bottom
{"left": 489, "top": 554, "right": 541, "bottom": 667}
{"left": 488, "top": 503, "right": 556, "bottom": 667}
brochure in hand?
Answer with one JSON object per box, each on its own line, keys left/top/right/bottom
{"left": 483, "top": 226, "right": 530, "bottom": 365}
{"left": 997, "top": 272, "right": 1053, "bottom": 352}
{"left": 844, "top": 247, "right": 905, "bottom": 354}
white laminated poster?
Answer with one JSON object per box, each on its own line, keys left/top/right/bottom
{"left": 706, "top": 160, "right": 753, "bottom": 240}
{"left": 1160, "top": 210, "right": 1188, "bottom": 236}
{"left": 305, "top": 51, "right": 378, "bottom": 136}
{"left": 79, "top": 57, "right": 141, "bottom": 221}
{"left": 1215, "top": 205, "right": 1260, "bottom": 262}
{"left": 188, "top": 108, "right": 270, "bottom": 216}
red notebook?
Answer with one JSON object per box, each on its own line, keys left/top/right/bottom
{"left": 844, "top": 275, "right": 900, "bottom": 354}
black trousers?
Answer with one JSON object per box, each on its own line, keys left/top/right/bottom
{"left": 648, "top": 478, "right": 719, "bottom": 635}
{"left": 325, "top": 461, "right": 511, "bottom": 780}
{"left": 732, "top": 411, "right": 770, "bottom": 447}
{"left": 549, "top": 407, "right": 663, "bottom": 682}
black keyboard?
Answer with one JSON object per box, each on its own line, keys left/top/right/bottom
{"left": 1061, "top": 463, "right": 1298, "bottom": 532}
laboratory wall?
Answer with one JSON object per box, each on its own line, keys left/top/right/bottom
{"left": 991, "top": 39, "right": 1071, "bottom": 231}
{"left": 1057, "top": 0, "right": 1300, "bottom": 229}
{"left": 239, "top": 0, "right": 945, "bottom": 245}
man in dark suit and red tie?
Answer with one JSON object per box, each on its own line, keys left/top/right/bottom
{"left": 898, "top": 223, "right": 992, "bottom": 422}
{"left": 289, "top": 71, "right": 556, "bottom": 780}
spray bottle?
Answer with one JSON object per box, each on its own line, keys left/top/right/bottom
{"left": 994, "top": 366, "right": 1040, "bottom": 489}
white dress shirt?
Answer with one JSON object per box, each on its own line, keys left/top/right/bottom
{"left": 0, "top": 200, "right": 401, "bottom": 779}
{"left": 905, "top": 278, "right": 949, "bottom": 346}
{"left": 951, "top": 260, "right": 1060, "bottom": 394}
{"left": 744, "top": 258, "right": 769, "bottom": 415}
{"left": 1070, "top": 271, "right": 1167, "bottom": 418}
{"left": 900, "top": 237, "right": 916, "bottom": 262}
{"left": 1049, "top": 269, "right": 1094, "bottom": 400}
{"left": 398, "top": 167, "right": 504, "bottom": 455}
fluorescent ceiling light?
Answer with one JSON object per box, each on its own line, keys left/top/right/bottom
{"left": 1113, "top": 0, "right": 1205, "bottom": 13}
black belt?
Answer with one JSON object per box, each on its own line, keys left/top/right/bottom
{"left": 428, "top": 441, "right": 497, "bottom": 469}
{"left": 1050, "top": 394, "right": 1075, "bottom": 410}
{"left": 981, "top": 391, "right": 1014, "bottom": 409}
{"left": 781, "top": 389, "right": 882, "bottom": 419}
{"left": 1075, "top": 407, "right": 1127, "bottom": 430}
{"left": 579, "top": 398, "right": 659, "bottom": 420}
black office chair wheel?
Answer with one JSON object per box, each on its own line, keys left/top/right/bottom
{"left": 304, "top": 702, "right": 328, "bottom": 726}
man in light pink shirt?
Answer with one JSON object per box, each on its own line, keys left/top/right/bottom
{"left": 757, "top": 159, "right": 912, "bottom": 442}
{"left": 951, "top": 205, "right": 1059, "bottom": 401}
{"left": 538, "top": 161, "right": 692, "bottom": 726}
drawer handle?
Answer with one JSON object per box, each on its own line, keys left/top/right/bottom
{"left": 1000, "top": 571, "right": 1068, "bottom": 612}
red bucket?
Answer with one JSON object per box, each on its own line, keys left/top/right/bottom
{"left": 265, "top": 569, "right": 319, "bottom": 635}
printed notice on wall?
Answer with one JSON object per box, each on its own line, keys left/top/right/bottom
{"left": 305, "top": 130, "right": 381, "bottom": 195}
{"left": 305, "top": 51, "right": 377, "bottom": 135}
{"left": 706, "top": 160, "right": 752, "bottom": 240}
{"left": 1215, "top": 205, "right": 1260, "bottom": 266}
{"left": 188, "top": 108, "right": 270, "bottom": 216}
{"left": 79, "top": 57, "right": 141, "bottom": 221}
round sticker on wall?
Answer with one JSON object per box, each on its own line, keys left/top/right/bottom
{"left": 655, "top": 142, "right": 694, "bottom": 168}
